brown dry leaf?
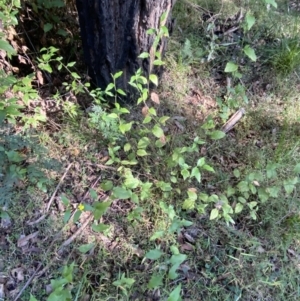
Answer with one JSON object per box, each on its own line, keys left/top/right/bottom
{"left": 174, "top": 120, "right": 184, "bottom": 131}
{"left": 180, "top": 243, "right": 194, "bottom": 252}
{"left": 188, "top": 188, "right": 197, "bottom": 193}
{"left": 17, "top": 55, "right": 26, "bottom": 65}
{"left": 142, "top": 105, "right": 149, "bottom": 116}
{"left": 36, "top": 70, "right": 44, "bottom": 85}
{"left": 159, "top": 134, "right": 166, "bottom": 144}
{"left": 256, "top": 246, "right": 266, "bottom": 254}
{"left": 17, "top": 231, "right": 39, "bottom": 248}
{"left": 150, "top": 92, "right": 160, "bottom": 104}
{"left": 183, "top": 232, "right": 195, "bottom": 243}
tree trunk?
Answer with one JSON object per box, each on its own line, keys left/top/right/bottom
{"left": 76, "top": 0, "right": 176, "bottom": 96}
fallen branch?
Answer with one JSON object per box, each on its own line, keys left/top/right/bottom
{"left": 46, "top": 163, "right": 73, "bottom": 212}
{"left": 222, "top": 108, "right": 246, "bottom": 133}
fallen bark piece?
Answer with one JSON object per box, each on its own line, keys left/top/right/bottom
{"left": 222, "top": 108, "right": 246, "bottom": 133}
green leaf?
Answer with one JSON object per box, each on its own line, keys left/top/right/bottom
{"left": 233, "top": 169, "right": 240, "bottom": 178}
{"left": 67, "top": 61, "right": 76, "bottom": 67}
{"left": 73, "top": 210, "right": 82, "bottom": 223}
{"left": 284, "top": 177, "right": 298, "bottom": 194}
{"left": 245, "top": 12, "right": 255, "bottom": 31}
{"left": 92, "top": 223, "right": 110, "bottom": 232}
{"left": 152, "top": 124, "right": 164, "bottom": 138}
{"left": 93, "top": 201, "right": 111, "bottom": 219}
{"left": 191, "top": 167, "right": 201, "bottom": 182}
{"left": 149, "top": 74, "right": 158, "bottom": 86}
{"left": 143, "top": 115, "right": 152, "bottom": 124}
{"left": 113, "top": 71, "right": 123, "bottom": 79}
{"left": 210, "top": 130, "right": 225, "bottom": 140}
{"left": 243, "top": 45, "right": 257, "bottom": 62}
{"left": 119, "top": 122, "right": 132, "bottom": 134}
{"left": 124, "top": 143, "right": 131, "bottom": 152}
{"left": 224, "top": 62, "right": 238, "bottom": 73}
{"left": 43, "top": 23, "right": 53, "bottom": 33}
{"left": 117, "top": 88, "right": 126, "bottom": 96}
{"left": 235, "top": 203, "right": 244, "bottom": 214}
{"left": 100, "top": 180, "right": 113, "bottom": 191}
{"left": 148, "top": 274, "right": 164, "bottom": 289}
{"left": 0, "top": 39, "right": 16, "bottom": 58}
{"left": 202, "top": 164, "right": 215, "bottom": 172}
{"left": 210, "top": 208, "right": 219, "bottom": 220}
{"left": 181, "top": 169, "right": 190, "bottom": 180}
{"left": 293, "top": 163, "right": 300, "bottom": 174}
{"left": 150, "top": 231, "right": 165, "bottom": 241}
{"left": 153, "top": 59, "right": 164, "bottom": 66}
{"left": 197, "top": 157, "right": 205, "bottom": 167}
{"left": 237, "top": 181, "right": 249, "bottom": 193}
{"left": 137, "top": 149, "right": 148, "bottom": 156}
{"left": 182, "top": 198, "right": 195, "bottom": 210}
{"left": 138, "top": 52, "right": 150, "bottom": 58}
{"left": 264, "top": 0, "right": 277, "bottom": 8}
{"left": 112, "top": 187, "right": 132, "bottom": 199}
{"left": 78, "top": 243, "right": 95, "bottom": 253}
{"left": 145, "top": 249, "right": 164, "bottom": 260}
{"left": 138, "top": 137, "right": 150, "bottom": 149}
{"left": 63, "top": 209, "right": 71, "bottom": 224}
{"left": 167, "top": 284, "right": 181, "bottom": 301}
{"left": 29, "top": 295, "right": 39, "bottom": 301}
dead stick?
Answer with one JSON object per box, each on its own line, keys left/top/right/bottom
{"left": 46, "top": 163, "right": 73, "bottom": 212}
{"left": 58, "top": 213, "right": 94, "bottom": 254}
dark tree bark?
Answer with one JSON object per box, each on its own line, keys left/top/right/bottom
{"left": 76, "top": 0, "right": 176, "bottom": 94}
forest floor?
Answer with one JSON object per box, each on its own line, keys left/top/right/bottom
{"left": 1, "top": 0, "right": 300, "bottom": 300}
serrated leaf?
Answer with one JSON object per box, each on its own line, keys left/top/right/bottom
{"left": 138, "top": 137, "right": 150, "bottom": 149}
{"left": 245, "top": 12, "right": 255, "bottom": 31}
{"left": 137, "top": 149, "right": 148, "bottom": 156}
{"left": 0, "top": 39, "right": 17, "bottom": 58}
{"left": 67, "top": 61, "right": 76, "bottom": 67}
{"left": 202, "top": 164, "right": 215, "bottom": 172}
{"left": 117, "top": 88, "right": 126, "bottom": 96}
{"left": 112, "top": 187, "right": 131, "bottom": 199}
{"left": 191, "top": 167, "right": 201, "bottom": 182}
{"left": 243, "top": 45, "right": 257, "bottom": 62}
{"left": 93, "top": 201, "right": 112, "bottom": 219}
{"left": 181, "top": 169, "right": 190, "bottom": 180}
{"left": 182, "top": 198, "right": 195, "bottom": 210}
{"left": 265, "top": 0, "right": 277, "bottom": 8}
{"left": 150, "top": 231, "right": 165, "bottom": 241}
{"left": 149, "top": 74, "right": 158, "bottom": 86}
{"left": 119, "top": 122, "right": 132, "bottom": 134}
{"left": 152, "top": 124, "right": 164, "bottom": 138}
{"left": 146, "top": 249, "right": 164, "bottom": 260}
{"left": 62, "top": 208, "right": 71, "bottom": 223}
{"left": 235, "top": 203, "right": 243, "bottom": 214}
{"left": 124, "top": 143, "right": 131, "bottom": 152}
{"left": 92, "top": 223, "right": 110, "bottom": 232}
{"left": 143, "top": 115, "right": 152, "bottom": 124}
{"left": 210, "top": 208, "right": 219, "bottom": 220}
{"left": 148, "top": 274, "right": 164, "bottom": 289}
{"left": 100, "top": 180, "right": 113, "bottom": 191}
{"left": 113, "top": 71, "right": 123, "bottom": 79}
{"left": 138, "top": 52, "right": 150, "bottom": 58}
{"left": 78, "top": 243, "right": 95, "bottom": 253}
{"left": 293, "top": 163, "right": 300, "bottom": 173}
{"left": 43, "top": 23, "right": 53, "bottom": 33}
{"left": 210, "top": 130, "right": 226, "bottom": 140}
{"left": 225, "top": 62, "right": 238, "bottom": 73}
{"left": 197, "top": 157, "right": 205, "bottom": 167}
{"left": 167, "top": 284, "right": 181, "bottom": 301}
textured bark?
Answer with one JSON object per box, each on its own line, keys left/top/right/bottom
{"left": 76, "top": 0, "right": 176, "bottom": 94}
